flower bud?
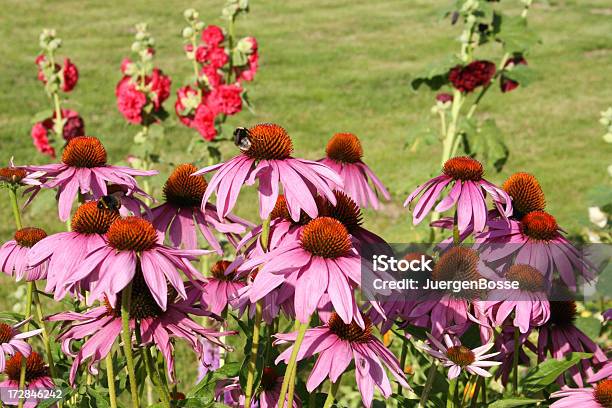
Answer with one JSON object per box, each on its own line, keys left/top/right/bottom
{"left": 135, "top": 31, "right": 146, "bottom": 41}
{"left": 194, "top": 21, "right": 206, "bottom": 31}
{"left": 131, "top": 42, "right": 141, "bottom": 53}
{"left": 183, "top": 8, "right": 197, "bottom": 21}
{"left": 182, "top": 27, "right": 194, "bottom": 38}
{"left": 236, "top": 37, "right": 253, "bottom": 53}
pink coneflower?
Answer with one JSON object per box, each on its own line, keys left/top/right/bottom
{"left": 404, "top": 156, "right": 512, "bottom": 233}
{"left": 0, "top": 158, "right": 45, "bottom": 187}
{"left": 421, "top": 332, "right": 501, "bottom": 379}
{"left": 258, "top": 367, "right": 302, "bottom": 408}
{"left": 538, "top": 300, "right": 607, "bottom": 386}
{"left": 48, "top": 275, "right": 232, "bottom": 384}
{"left": 26, "top": 136, "right": 157, "bottom": 221}
{"left": 476, "top": 211, "right": 595, "bottom": 289}
{"left": 202, "top": 260, "right": 247, "bottom": 315}
{"left": 550, "top": 379, "right": 612, "bottom": 408}
{"left": 28, "top": 201, "right": 119, "bottom": 299}
{"left": 501, "top": 172, "right": 546, "bottom": 219}
{"left": 151, "top": 164, "right": 251, "bottom": 252}
{"left": 63, "top": 216, "right": 209, "bottom": 310}
{"left": 1, "top": 227, "right": 49, "bottom": 281}
{"left": 274, "top": 313, "right": 409, "bottom": 408}
{"left": 0, "top": 352, "right": 54, "bottom": 407}
{"left": 240, "top": 216, "right": 365, "bottom": 325}
{"left": 589, "top": 363, "right": 612, "bottom": 384}
{"left": 194, "top": 123, "right": 342, "bottom": 222}
{"left": 0, "top": 318, "right": 42, "bottom": 372}
{"left": 319, "top": 133, "right": 390, "bottom": 209}
{"left": 484, "top": 264, "right": 550, "bottom": 334}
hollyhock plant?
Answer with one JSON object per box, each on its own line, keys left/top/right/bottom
{"left": 30, "top": 109, "right": 86, "bottom": 158}
{"left": 0, "top": 318, "right": 43, "bottom": 371}
{"left": 404, "top": 156, "right": 512, "bottom": 234}
{"left": 500, "top": 55, "right": 527, "bottom": 93}
{"left": 201, "top": 260, "right": 246, "bottom": 315}
{"left": 319, "top": 133, "right": 391, "bottom": 209}
{"left": 63, "top": 216, "right": 209, "bottom": 310}
{"left": 448, "top": 60, "right": 496, "bottom": 93}
{"left": 115, "top": 69, "right": 171, "bottom": 125}
{"left": 48, "top": 275, "right": 233, "bottom": 384}
{"left": 0, "top": 227, "right": 49, "bottom": 282}
{"left": 235, "top": 37, "right": 259, "bottom": 82}
{"left": 151, "top": 163, "right": 251, "bottom": 252}
{"left": 25, "top": 136, "right": 156, "bottom": 221}
{"left": 36, "top": 55, "right": 79, "bottom": 92}
{"left": 27, "top": 201, "right": 119, "bottom": 299}
{"left": 30, "top": 122, "right": 56, "bottom": 158}
{"left": 196, "top": 123, "right": 342, "bottom": 222}
{"left": 550, "top": 379, "right": 612, "bottom": 408}
{"left": 0, "top": 352, "right": 55, "bottom": 407}
{"left": 274, "top": 313, "right": 410, "bottom": 408}
{"left": 421, "top": 332, "right": 501, "bottom": 379}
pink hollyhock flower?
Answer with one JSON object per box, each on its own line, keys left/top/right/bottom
{"left": 201, "top": 65, "right": 222, "bottom": 88}
{"left": 195, "top": 123, "right": 342, "bottom": 222}
{"left": 30, "top": 122, "right": 56, "bottom": 158}
{"left": 240, "top": 217, "right": 366, "bottom": 325}
{"left": 202, "top": 25, "right": 224, "bottom": 46}
{"left": 0, "top": 228, "right": 49, "bottom": 281}
{"left": 207, "top": 83, "right": 243, "bottom": 115}
{"left": 538, "top": 300, "right": 607, "bottom": 386}
{"left": 175, "top": 85, "right": 200, "bottom": 127}
{"left": 436, "top": 93, "right": 453, "bottom": 103}
{"left": 146, "top": 68, "right": 172, "bottom": 109}
{"left": 483, "top": 264, "right": 550, "bottom": 335}
{"left": 202, "top": 260, "right": 247, "bottom": 315}
{"left": 48, "top": 276, "right": 233, "bottom": 384}
{"left": 421, "top": 332, "right": 501, "bottom": 379}
{"left": 116, "top": 76, "right": 147, "bottom": 124}
{"left": 208, "top": 46, "right": 229, "bottom": 69}
{"left": 501, "top": 56, "right": 527, "bottom": 93}
{"left": 236, "top": 37, "right": 259, "bottom": 82}
{"left": 63, "top": 216, "right": 209, "bottom": 309}
{"left": 319, "top": 132, "right": 390, "bottom": 209}
{"left": 26, "top": 136, "right": 156, "bottom": 221}
{"left": 274, "top": 313, "right": 410, "bottom": 408}
{"left": 475, "top": 211, "right": 596, "bottom": 289}
{"left": 449, "top": 60, "right": 496, "bottom": 93}
{"left": 193, "top": 104, "right": 218, "bottom": 141}
{"left": 28, "top": 201, "right": 119, "bottom": 299}
{"left": 0, "top": 318, "right": 42, "bottom": 371}
{"left": 0, "top": 352, "right": 54, "bottom": 407}
{"left": 195, "top": 45, "right": 210, "bottom": 63}
{"left": 61, "top": 58, "right": 79, "bottom": 92}
{"left": 120, "top": 58, "right": 133, "bottom": 74}
{"left": 151, "top": 164, "right": 251, "bottom": 252}
{"left": 550, "top": 379, "right": 612, "bottom": 408}
{"left": 404, "top": 156, "right": 512, "bottom": 234}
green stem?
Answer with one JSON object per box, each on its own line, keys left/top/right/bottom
{"left": 286, "top": 362, "right": 298, "bottom": 408}
{"left": 121, "top": 283, "right": 140, "bottom": 408}
{"left": 460, "top": 376, "right": 474, "bottom": 408}
{"left": 244, "top": 302, "right": 263, "bottom": 408}
{"left": 8, "top": 188, "right": 22, "bottom": 229}
{"left": 277, "top": 318, "right": 311, "bottom": 408}
{"left": 470, "top": 377, "right": 482, "bottom": 408}
{"left": 142, "top": 345, "right": 171, "bottom": 407}
{"left": 322, "top": 378, "right": 341, "bottom": 408}
{"left": 32, "top": 287, "right": 56, "bottom": 378}
{"left": 453, "top": 210, "right": 460, "bottom": 244}
{"left": 419, "top": 362, "right": 437, "bottom": 407}
{"left": 17, "top": 282, "right": 33, "bottom": 408}
{"left": 398, "top": 340, "right": 408, "bottom": 396}
{"left": 512, "top": 326, "right": 520, "bottom": 395}
{"left": 226, "top": 17, "right": 235, "bottom": 84}
{"left": 261, "top": 216, "right": 272, "bottom": 251}
{"left": 440, "top": 90, "right": 463, "bottom": 166}
{"left": 446, "top": 378, "right": 457, "bottom": 408}
{"left": 105, "top": 351, "right": 118, "bottom": 408}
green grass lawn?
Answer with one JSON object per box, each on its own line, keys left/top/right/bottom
{"left": 0, "top": 0, "right": 611, "bottom": 396}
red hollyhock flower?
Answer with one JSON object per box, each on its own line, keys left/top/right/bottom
{"left": 61, "top": 58, "right": 79, "bottom": 92}
{"left": 195, "top": 45, "right": 210, "bottom": 63}
{"left": 500, "top": 56, "right": 527, "bottom": 93}
{"left": 146, "top": 68, "right": 171, "bottom": 109}
{"left": 207, "top": 84, "right": 243, "bottom": 116}
{"left": 208, "top": 47, "right": 229, "bottom": 69}
{"left": 448, "top": 60, "right": 496, "bottom": 93}
{"left": 201, "top": 25, "right": 224, "bottom": 46}
{"left": 30, "top": 123, "right": 56, "bottom": 158}
{"left": 40, "top": 109, "right": 85, "bottom": 142}
{"left": 201, "top": 65, "right": 222, "bottom": 89}
{"left": 115, "top": 77, "right": 147, "bottom": 124}
{"left": 192, "top": 104, "right": 217, "bottom": 141}
{"left": 436, "top": 93, "right": 453, "bottom": 103}
{"left": 175, "top": 85, "right": 199, "bottom": 127}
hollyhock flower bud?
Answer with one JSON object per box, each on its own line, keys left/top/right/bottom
{"left": 500, "top": 56, "right": 527, "bottom": 93}
{"left": 436, "top": 93, "right": 453, "bottom": 103}
{"left": 201, "top": 25, "right": 224, "bottom": 46}
{"left": 182, "top": 27, "right": 194, "bottom": 39}
{"left": 449, "top": 60, "right": 496, "bottom": 93}
{"left": 61, "top": 58, "right": 78, "bottom": 92}
{"left": 236, "top": 38, "right": 258, "bottom": 82}
{"left": 30, "top": 123, "right": 56, "bottom": 158}
{"left": 183, "top": 8, "right": 198, "bottom": 20}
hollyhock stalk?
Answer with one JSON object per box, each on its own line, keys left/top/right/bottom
{"left": 121, "top": 283, "right": 140, "bottom": 408}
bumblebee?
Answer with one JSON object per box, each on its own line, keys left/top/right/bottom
{"left": 233, "top": 127, "right": 252, "bottom": 152}
{"left": 97, "top": 194, "right": 121, "bottom": 212}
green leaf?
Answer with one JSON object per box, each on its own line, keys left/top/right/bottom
{"left": 495, "top": 14, "right": 540, "bottom": 53}
{"left": 232, "top": 49, "right": 248, "bottom": 67}
{"left": 488, "top": 398, "right": 542, "bottom": 408}
{"left": 575, "top": 316, "right": 602, "bottom": 339}
{"left": 463, "top": 118, "right": 509, "bottom": 172}
{"left": 189, "top": 362, "right": 241, "bottom": 402}
{"left": 31, "top": 109, "right": 53, "bottom": 124}
{"left": 411, "top": 55, "right": 462, "bottom": 91}
{"left": 502, "top": 64, "right": 537, "bottom": 88}
{"left": 520, "top": 352, "right": 592, "bottom": 394}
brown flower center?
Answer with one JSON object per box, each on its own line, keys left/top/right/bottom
{"left": 105, "top": 272, "right": 163, "bottom": 319}
{"left": 5, "top": 352, "right": 49, "bottom": 382}
{"left": 548, "top": 300, "right": 577, "bottom": 327}
{"left": 107, "top": 217, "right": 158, "bottom": 252}
{"left": 163, "top": 164, "right": 208, "bottom": 207}
{"left": 505, "top": 264, "right": 545, "bottom": 292}
{"left": 62, "top": 136, "right": 107, "bottom": 168}
{"left": 71, "top": 201, "right": 120, "bottom": 234}
{"left": 446, "top": 346, "right": 475, "bottom": 367}
{"left": 502, "top": 173, "right": 546, "bottom": 218}
{"left": 317, "top": 191, "right": 363, "bottom": 233}
{"left": 260, "top": 367, "right": 279, "bottom": 390}
{"left": 443, "top": 157, "right": 483, "bottom": 181}
{"left": 270, "top": 194, "right": 312, "bottom": 225}
{"left": 0, "top": 168, "right": 27, "bottom": 184}
{"left": 432, "top": 247, "right": 481, "bottom": 282}
{"left": 328, "top": 313, "right": 372, "bottom": 343}
{"left": 0, "top": 322, "right": 13, "bottom": 343}
{"left": 300, "top": 217, "right": 351, "bottom": 259}
{"left": 520, "top": 211, "right": 558, "bottom": 241}
{"left": 244, "top": 123, "right": 293, "bottom": 161}
{"left": 210, "top": 260, "right": 233, "bottom": 280}
{"left": 326, "top": 133, "right": 363, "bottom": 163}
{"left": 14, "top": 227, "right": 47, "bottom": 248}
{"left": 595, "top": 379, "right": 612, "bottom": 408}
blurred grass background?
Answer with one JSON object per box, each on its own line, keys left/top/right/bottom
{"left": 0, "top": 0, "right": 611, "bottom": 397}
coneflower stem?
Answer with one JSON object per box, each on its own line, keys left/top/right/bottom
{"left": 32, "top": 287, "right": 56, "bottom": 378}
{"left": 8, "top": 187, "right": 22, "bottom": 229}
{"left": 277, "top": 317, "right": 311, "bottom": 408}
{"left": 398, "top": 339, "right": 408, "bottom": 396}
{"left": 419, "top": 362, "right": 437, "bottom": 407}
{"left": 17, "top": 282, "right": 33, "bottom": 408}
{"left": 143, "top": 344, "right": 171, "bottom": 407}
{"left": 261, "top": 216, "right": 272, "bottom": 251}
{"left": 470, "top": 377, "right": 482, "bottom": 408}
{"left": 120, "top": 283, "right": 140, "bottom": 408}
{"left": 244, "top": 301, "right": 263, "bottom": 408}
{"left": 105, "top": 350, "right": 118, "bottom": 408}
{"left": 512, "top": 326, "right": 520, "bottom": 395}
{"left": 446, "top": 378, "right": 457, "bottom": 408}
{"left": 322, "top": 377, "right": 341, "bottom": 408}
{"left": 453, "top": 210, "right": 460, "bottom": 244}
